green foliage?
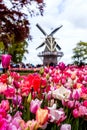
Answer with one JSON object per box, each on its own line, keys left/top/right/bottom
{"left": 72, "top": 41, "right": 87, "bottom": 65}
{"left": 0, "top": 36, "right": 29, "bottom": 63}
{"left": 0, "top": 41, "right": 5, "bottom": 54}
{"left": 0, "top": 0, "right": 44, "bottom": 63}
{"left": 8, "top": 40, "right": 29, "bottom": 63}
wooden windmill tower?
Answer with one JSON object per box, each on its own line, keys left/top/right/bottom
{"left": 36, "top": 24, "right": 64, "bottom": 66}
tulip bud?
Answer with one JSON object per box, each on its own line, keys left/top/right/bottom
{"left": 27, "top": 93, "right": 32, "bottom": 103}
{"left": 46, "top": 74, "right": 50, "bottom": 80}
{"left": 1, "top": 54, "right": 11, "bottom": 69}
{"left": 58, "top": 62, "right": 66, "bottom": 71}
{"left": 39, "top": 67, "right": 44, "bottom": 75}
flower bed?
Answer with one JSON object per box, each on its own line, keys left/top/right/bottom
{"left": 0, "top": 63, "right": 87, "bottom": 130}
{"left": 9, "top": 67, "right": 41, "bottom": 74}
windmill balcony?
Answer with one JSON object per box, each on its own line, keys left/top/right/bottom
{"left": 38, "top": 51, "right": 64, "bottom": 57}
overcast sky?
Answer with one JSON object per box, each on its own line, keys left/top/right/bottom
{"left": 24, "top": 0, "right": 87, "bottom": 65}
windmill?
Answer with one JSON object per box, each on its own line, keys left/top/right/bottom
{"left": 36, "top": 23, "right": 64, "bottom": 66}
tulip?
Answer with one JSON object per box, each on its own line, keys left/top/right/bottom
{"left": 72, "top": 90, "right": 80, "bottom": 100}
{"left": 25, "top": 120, "right": 39, "bottom": 130}
{"left": 83, "top": 100, "right": 87, "bottom": 107}
{"left": 72, "top": 108, "right": 79, "bottom": 118}
{"left": 36, "top": 107, "right": 48, "bottom": 125}
{"left": 71, "top": 72, "right": 76, "bottom": 80}
{"left": 27, "top": 92, "right": 32, "bottom": 103}
{"left": 13, "top": 80, "right": 20, "bottom": 89}
{"left": 0, "top": 115, "right": 7, "bottom": 130}
{"left": 12, "top": 95, "right": 22, "bottom": 107}
{"left": 48, "top": 107, "right": 66, "bottom": 125}
{"left": 32, "top": 75, "right": 41, "bottom": 92}
{"left": 4, "top": 87, "right": 15, "bottom": 98}
{"left": 30, "top": 99, "right": 42, "bottom": 114}
{"left": 0, "top": 73, "right": 8, "bottom": 83}
{"left": 6, "top": 111, "right": 25, "bottom": 130}
{"left": 1, "top": 54, "right": 11, "bottom": 69}
{"left": 58, "top": 62, "right": 66, "bottom": 71}
{"left": 0, "top": 82, "right": 7, "bottom": 93}
{"left": 0, "top": 108, "right": 7, "bottom": 118}
{"left": 67, "top": 100, "right": 75, "bottom": 108}
{"left": 78, "top": 105, "right": 87, "bottom": 117}
{"left": 52, "top": 86, "right": 71, "bottom": 101}
{"left": 41, "top": 78, "right": 47, "bottom": 88}
{"left": 60, "top": 124, "right": 71, "bottom": 130}
{"left": 1, "top": 100, "right": 10, "bottom": 111}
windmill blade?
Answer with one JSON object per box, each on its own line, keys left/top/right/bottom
{"left": 36, "top": 42, "right": 45, "bottom": 50}
{"left": 36, "top": 24, "right": 47, "bottom": 36}
{"left": 56, "top": 43, "right": 61, "bottom": 50}
{"left": 50, "top": 25, "right": 63, "bottom": 36}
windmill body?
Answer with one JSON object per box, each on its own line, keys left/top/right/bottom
{"left": 36, "top": 24, "right": 64, "bottom": 66}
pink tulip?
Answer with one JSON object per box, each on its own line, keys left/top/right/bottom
{"left": 3, "top": 87, "right": 15, "bottom": 98}
{"left": 0, "top": 83, "right": 7, "bottom": 93}
{"left": 67, "top": 100, "right": 75, "bottom": 108}
{"left": 6, "top": 111, "right": 24, "bottom": 130}
{"left": 72, "top": 108, "right": 79, "bottom": 118}
{"left": 1, "top": 54, "right": 11, "bottom": 68}
{"left": 60, "top": 124, "right": 71, "bottom": 130}
{"left": 30, "top": 99, "right": 42, "bottom": 114}
{"left": 41, "top": 78, "right": 47, "bottom": 88}
{"left": 72, "top": 90, "right": 80, "bottom": 100}
{"left": 61, "top": 77, "right": 66, "bottom": 84}
{"left": 1, "top": 100, "right": 10, "bottom": 111}
{"left": 83, "top": 100, "right": 87, "bottom": 107}
{"left": 12, "top": 95, "right": 22, "bottom": 107}
{"left": 48, "top": 107, "right": 66, "bottom": 125}
{"left": 78, "top": 105, "right": 87, "bottom": 117}
{"left": 0, "top": 115, "right": 7, "bottom": 130}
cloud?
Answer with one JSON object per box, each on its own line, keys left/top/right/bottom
{"left": 58, "top": 0, "right": 87, "bottom": 28}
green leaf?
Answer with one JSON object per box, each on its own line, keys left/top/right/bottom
{"left": 72, "top": 118, "right": 79, "bottom": 130}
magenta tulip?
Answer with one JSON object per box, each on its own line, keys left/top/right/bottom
{"left": 58, "top": 62, "right": 66, "bottom": 71}
{"left": 1, "top": 54, "right": 11, "bottom": 68}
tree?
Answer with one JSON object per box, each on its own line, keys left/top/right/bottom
{"left": 0, "top": 0, "right": 44, "bottom": 62}
{"left": 9, "top": 40, "right": 29, "bottom": 63}
{"left": 72, "top": 41, "right": 87, "bottom": 65}
{"left": 0, "top": 34, "right": 29, "bottom": 63}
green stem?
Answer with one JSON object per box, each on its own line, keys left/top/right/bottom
{"left": 27, "top": 103, "right": 30, "bottom": 120}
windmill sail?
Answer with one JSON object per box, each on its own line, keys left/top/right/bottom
{"left": 36, "top": 42, "right": 45, "bottom": 50}
{"left": 56, "top": 43, "right": 61, "bottom": 50}
{"left": 50, "top": 25, "right": 63, "bottom": 36}
{"left": 36, "top": 24, "right": 47, "bottom": 36}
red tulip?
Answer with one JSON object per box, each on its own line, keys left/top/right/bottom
{"left": 32, "top": 75, "right": 41, "bottom": 92}
{"left": 0, "top": 74, "right": 8, "bottom": 83}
